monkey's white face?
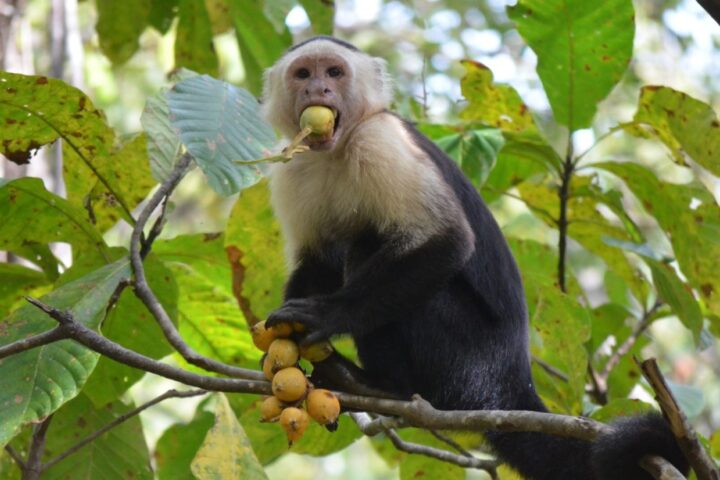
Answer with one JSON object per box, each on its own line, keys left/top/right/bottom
{"left": 284, "top": 53, "right": 351, "bottom": 151}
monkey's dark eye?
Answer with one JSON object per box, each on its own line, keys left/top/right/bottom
{"left": 295, "top": 68, "right": 310, "bottom": 79}
{"left": 327, "top": 66, "right": 343, "bottom": 78}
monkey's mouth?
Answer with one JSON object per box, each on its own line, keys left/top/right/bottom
{"left": 301, "top": 105, "right": 341, "bottom": 150}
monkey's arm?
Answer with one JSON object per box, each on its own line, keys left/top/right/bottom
{"left": 268, "top": 223, "right": 473, "bottom": 343}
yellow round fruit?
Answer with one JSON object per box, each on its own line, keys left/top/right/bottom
{"left": 260, "top": 396, "right": 284, "bottom": 422}
{"left": 271, "top": 367, "right": 308, "bottom": 402}
{"left": 267, "top": 339, "right": 300, "bottom": 372}
{"left": 251, "top": 321, "right": 276, "bottom": 352}
{"left": 262, "top": 355, "right": 275, "bottom": 380}
{"left": 279, "top": 407, "right": 310, "bottom": 445}
{"left": 300, "top": 106, "right": 335, "bottom": 135}
{"left": 292, "top": 322, "right": 307, "bottom": 333}
{"left": 299, "top": 341, "right": 334, "bottom": 362}
{"left": 270, "top": 322, "right": 293, "bottom": 338}
{"left": 306, "top": 389, "right": 341, "bottom": 426}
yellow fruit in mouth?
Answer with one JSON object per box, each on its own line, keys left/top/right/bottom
{"left": 300, "top": 106, "right": 335, "bottom": 135}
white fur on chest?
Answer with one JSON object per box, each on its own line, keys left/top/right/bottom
{"left": 269, "top": 114, "right": 455, "bottom": 264}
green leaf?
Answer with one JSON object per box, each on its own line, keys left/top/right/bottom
{"left": 648, "top": 260, "right": 703, "bottom": 341}
{"left": 238, "top": 399, "right": 287, "bottom": 465}
{"left": 40, "top": 394, "right": 152, "bottom": 480}
{"left": 597, "top": 162, "right": 720, "bottom": 315}
{"left": 0, "top": 259, "right": 131, "bottom": 447}
{"left": 483, "top": 131, "right": 561, "bottom": 203}
{"left": 0, "top": 178, "right": 108, "bottom": 261}
{"left": 510, "top": 240, "right": 589, "bottom": 414}
{"left": 508, "top": 0, "right": 635, "bottom": 131}
{"left": 149, "top": 0, "right": 179, "bottom": 33}
{"left": 154, "top": 234, "right": 258, "bottom": 367}
{"left": 225, "top": 180, "right": 286, "bottom": 323}
{"left": 591, "top": 398, "right": 653, "bottom": 423}
{"left": 460, "top": 60, "right": 538, "bottom": 133}
{"left": 156, "top": 410, "right": 215, "bottom": 480}
{"left": 175, "top": 0, "right": 219, "bottom": 76}
{"left": 420, "top": 125, "right": 504, "bottom": 189}
{"left": 299, "top": 0, "right": 335, "bottom": 35}
{"left": 204, "top": 0, "right": 233, "bottom": 34}
{"left": 83, "top": 254, "right": 178, "bottom": 406}
{"left": 96, "top": 0, "right": 150, "bottom": 64}
{"left": 263, "top": 0, "right": 295, "bottom": 33}
{"left": 228, "top": 0, "right": 293, "bottom": 95}
{"left": 64, "top": 133, "right": 156, "bottom": 232}
{"left": 0, "top": 72, "right": 105, "bottom": 165}
{"left": 627, "top": 86, "right": 720, "bottom": 176}
{"left": 292, "top": 415, "right": 362, "bottom": 456}
{"left": 191, "top": 394, "right": 268, "bottom": 480}
{"left": 167, "top": 75, "right": 276, "bottom": 196}
{"left": 0, "top": 264, "right": 49, "bottom": 319}
{"left": 142, "top": 88, "right": 183, "bottom": 183}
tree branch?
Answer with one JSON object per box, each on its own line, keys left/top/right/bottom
{"left": 4, "top": 445, "right": 25, "bottom": 469}
{"left": 557, "top": 137, "right": 575, "bottom": 293}
{"left": 532, "top": 355, "right": 569, "bottom": 382}
{"left": 42, "top": 389, "right": 207, "bottom": 472}
{"left": 639, "top": 358, "right": 720, "bottom": 480}
{"left": 24, "top": 415, "right": 52, "bottom": 480}
{"left": 429, "top": 429, "right": 475, "bottom": 458}
{"left": 0, "top": 327, "right": 68, "bottom": 360}
{"left": 128, "top": 153, "right": 262, "bottom": 380}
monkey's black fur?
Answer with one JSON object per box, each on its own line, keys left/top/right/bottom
{"left": 266, "top": 44, "right": 688, "bottom": 478}
{"left": 287, "top": 35, "right": 359, "bottom": 54}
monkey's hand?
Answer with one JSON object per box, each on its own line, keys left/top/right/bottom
{"left": 266, "top": 296, "right": 347, "bottom": 344}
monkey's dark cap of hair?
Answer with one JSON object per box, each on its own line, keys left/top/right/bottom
{"left": 287, "top": 36, "right": 359, "bottom": 54}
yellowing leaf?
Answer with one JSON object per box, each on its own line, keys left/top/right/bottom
{"left": 191, "top": 394, "right": 268, "bottom": 480}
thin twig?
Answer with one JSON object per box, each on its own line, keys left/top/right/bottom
{"left": 350, "top": 412, "right": 498, "bottom": 475}
{"left": 140, "top": 196, "right": 170, "bottom": 259}
{"left": 128, "top": 153, "right": 261, "bottom": 380}
{"left": 557, "top": 136, "right": 575, "bottom": 293}
{"left": 532, "top": 355, "right": 569, "bottom": 382}
{"left": 42, "top": 389, "right": 207, "bottom": 471}
{"left": 0, "top": 327, "right": 68, "bottom": 360}
{"left": 639, "top": 358, "right": 720, "bottom": 480}
{"left": 4, "top": 445, "right": 25, "bottom": 469}
{"left": 595, "top": 303, "right": 661, "bottom": 394}
{"left": 24, "top": 415, "right": 52, "bottom": 480}
{"left": 429, "top": 429, "right": 474, "bottom": 458}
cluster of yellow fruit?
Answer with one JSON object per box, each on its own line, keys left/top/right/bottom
{"left": 251, "top": 320, "right": 341, "bottom": 445}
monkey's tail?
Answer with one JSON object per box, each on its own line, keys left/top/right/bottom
{"left": 485, "top": 394, "right": 689, "bottom": 480}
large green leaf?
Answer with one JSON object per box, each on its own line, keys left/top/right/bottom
{"left": 508, "top": 0, "right": 635, "bottom": 131}
{"left": 156, "top": 409, "right": 215, "bottom": 480}
{"left": 96, "top": 0, "right": 150, "bottom": 64}
{"left": 167, "top": 75, "right": 276, "bottom": 196}
{"left": 191, "top": 394, "right": 268, "bottom": 480}
{"left": 175, "top": 0, "right": 219, "bottom": 76}
{"left": 41, "top": 394, "right": 152, "bottom": 480}
{"left": 626, "top": 86, "right": 720, "bottom": 176}
{"left": 83, "top": 254, "right": 178, "bottom": 406}
{"left": 597, "top": 162, "right": 720, "bottom": 314}
{"left": 510, "top": 240, "right": 590, "bottom": 414}
{"left": 228, "top": 0, "right": 293, "bottom": 95}
{"left": 299, "top": 0, "right": 335, "bottom": 35}
{"left": 0, "top": 259, "right": 131, "bottom": 447}
{"left": 148, "top": 0, "right": 179, "bottom": 33}
{"left": 460, "top": 60, "right": 538, "bottom": 133}
{"left": 0, "top": 178, "right": 108, "bottom": 261}
{"left": 398, "top": 429, "right": 465, "bottom": 480}
{"left": 225, "top": 181, "right": 286, "bottom": 324}
{"left": 154, "top": 234, "right": 258, "bottom": 367}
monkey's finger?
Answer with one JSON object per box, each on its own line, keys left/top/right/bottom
{"left": 299, "top": 329, "right": 331, "bottom": 346}
{"left": 266, "top": 310, "right": 316, "bottom": 329}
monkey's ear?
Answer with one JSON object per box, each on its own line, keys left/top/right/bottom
{"left": 371, "top": 57, "right": 394, "bottom": 106}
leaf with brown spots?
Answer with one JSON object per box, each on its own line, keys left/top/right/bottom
{"left": 625, "top": 86, "right": 720, "bottom": 177}
{"left": 508, "top": 0, "right": 635, "bottom": 131}
{"left": 0, "top": 259, "right": 131, "bottom": 447}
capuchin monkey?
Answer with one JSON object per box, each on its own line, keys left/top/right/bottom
{"left": 262, "top": 36, "right": 688, "bottom": 480}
